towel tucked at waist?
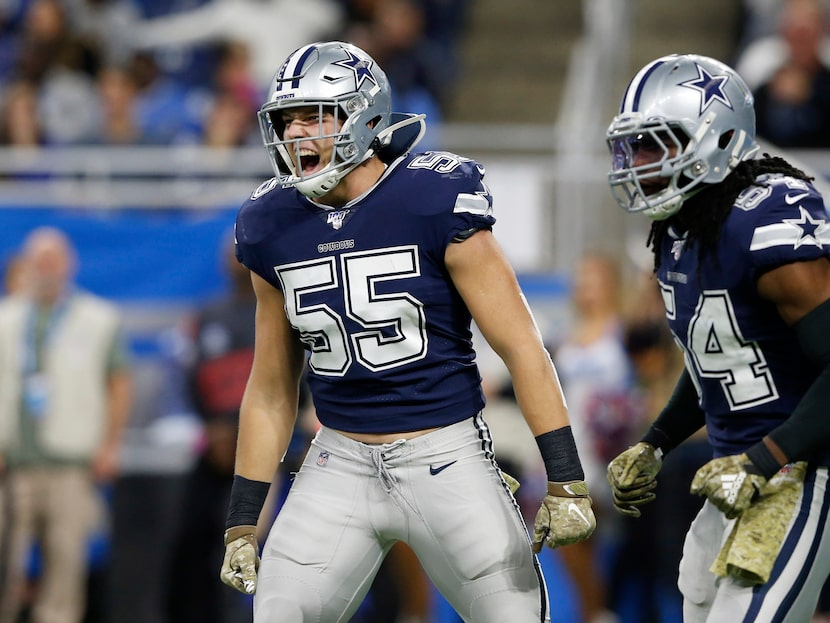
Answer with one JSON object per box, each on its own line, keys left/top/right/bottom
{"left": 711, "top": 461, "right": 806, "bottom": 585}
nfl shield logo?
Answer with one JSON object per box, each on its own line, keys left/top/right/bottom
{"left": 316, "top": 451, "right": 330, "bottom": 467}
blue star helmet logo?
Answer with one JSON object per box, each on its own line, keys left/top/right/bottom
{"left": 678, "top": 63, "right": 733, "bottom": 115}
{"left": 333, "top": 51, "right": 378, "bottom": 90}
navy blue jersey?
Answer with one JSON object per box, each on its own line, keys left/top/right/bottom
{"left": 234, "top": 151, "right": 495, "bottom": 433}
{"left": 657, "top": 174, "right": 830, "bottom": 459}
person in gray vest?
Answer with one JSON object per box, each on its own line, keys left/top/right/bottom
{"left": 0, "top": 226, "right": 133, "bottom": 623}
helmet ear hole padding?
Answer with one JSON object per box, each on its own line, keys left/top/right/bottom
{"left": 718, "top": 130, "right": 735, "bottom": 150}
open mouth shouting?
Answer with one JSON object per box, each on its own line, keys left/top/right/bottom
{"left": 299, "top": 149, "right": 322, "bottom": 175}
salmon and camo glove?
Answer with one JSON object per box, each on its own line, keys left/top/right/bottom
{"left": 220, "top": 525, "right": 259, "bottom": 595}
{"left": 531, "top": 480, "right": 596, "bottom": 552}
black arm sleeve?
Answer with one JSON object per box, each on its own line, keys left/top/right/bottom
{"left": 751, "top": 297, "right": 830, "bottom": 475}
{"left": 641, "top": 368, "right": 706, "bottom": 454}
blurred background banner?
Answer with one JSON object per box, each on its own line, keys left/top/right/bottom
{"left": 0, "top": 205, "right": 237, "bottom": 303}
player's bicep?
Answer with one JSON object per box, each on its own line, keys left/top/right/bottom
{"left": 236, "top": 272, "right": 304, "bottom": 479}
{"left": 757, "top": 257, "right": 830, "bottom": 325}
{"left": 248, "top": 272, "right": 305, "bottom": 399}
{"left": 445, "top": 230, "right": 542, "bottom": 358}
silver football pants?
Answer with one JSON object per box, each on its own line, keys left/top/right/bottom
{"left": 254, "top": 414, "right": 550, "bottom": 622}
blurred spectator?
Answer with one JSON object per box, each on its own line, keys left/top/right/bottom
{"left": 736, "top": 0, "right": 830, "bottom": 87}
{"left": 608, "top": 272, "right": 709, "bottom": 623}
{"left": 736, "top": 0, "right": 830, "bottom": 147}
{"left": 0, "top": 227, "right": 133, "bottom": 623}
{"left": 13, "top": 0, "right": 75, "bottom": 84}
{"left": 552, "top": 253, "right": 634, "bottom": 623}
{"left": 164, "top": 233, "right": 257, "bottom": 623}
{"left": 131, "top": 0, "right": 345, "bottom": 92}
{"left": 190, "top": 40, "right": 260, "bottom": 147}
{"left": 344, "top": 0, "right": 451, "bottom": 115}
{"left": 7, "top": 0, "right": 103, "bottom": 144}
{"left": 735, "top": 0, "right": 786, "bottom": 55}
{"left": 1, "top": 252, "right": 28, "bottom": 297}
{"left": 125, "top": 50, "right": 203, "bottom": 144}
{"left": 200, "top": 90, "right": 257, "bottom": 147}
{"left": 336, "top": 0, "right": 469, "bottom": 105}
{"left": 0, "top": 79, "right": 43, "bottom": 145}
{"left": 211, "top": 39, "right": 258, "bottom": 112}
{"left": 62, "top": 0, "right": 142, "bottom": 66}
{"left": 91, "top": 51, "right": 204, "bottom": 145}
{"left": 418, "top": 0, "right": 470, "bottom": 66}
{"left": 106, "top": 327, "right": 198, "bottom": 623}
{"left": 0, "top": 2, "right": 27, "bottom": 84}
{"left": 38, "top": 65, "right": 99, "bottom": 144}
{"left": 335, "top": 0, "right": 378, "bottom": 22}
{"left": 93, "top": 64, "right": 143, "bottom": 144}
{"left": 608, "top": 318, "right": 703, "bottom": 623}
{"left": 130, "top": 0, "right": 207, "bottom": 19}
{"left": 622, "top": 322, "right": 681, "bottom": 430}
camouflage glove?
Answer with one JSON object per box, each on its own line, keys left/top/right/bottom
{"left": 607, "top": 441, "right": 663, "bottom": 517}
{"left": 220, "top": 525, "right": 260, "bottom": 594}
{"left": 531, "top": 481, "right": 596, "bottom": 553}
{"left": 690, "top": 453, "right": 766, "bottom": 519}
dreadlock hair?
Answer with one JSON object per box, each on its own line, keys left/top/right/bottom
{"left": 646, "top": 155, "right": 814, "bottom": 278}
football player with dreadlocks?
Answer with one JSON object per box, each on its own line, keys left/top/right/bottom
{"left": 605, "top": 53, "right": 830, "bottom": 622}
{"left": 217, "top": 41, "right": 595, "bottom": 622}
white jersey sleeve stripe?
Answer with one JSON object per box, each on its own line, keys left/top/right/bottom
{"left": 453, "top": 193, "right": 492, "bottom": 217}
{"left": 750, "top": 223, "right": 830, "bottom": 250}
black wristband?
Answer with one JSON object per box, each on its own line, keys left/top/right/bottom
{"left": 746, "top": 441, "right": 782, "bottom": 480}
{"left": 535, "top": 426, "right": 585, "bottom": 482}
{"left": 225, "top": 475, "right": 271, "bottom": 531}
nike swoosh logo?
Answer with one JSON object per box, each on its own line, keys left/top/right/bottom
{"left": 429, "top": 461, "right": 457, "bottom": 475}
{"left": 568, "top": 502, "right": 592, "bottom": 526}
{"left": 785, "top": 192, "right": 810, "bottom": 205}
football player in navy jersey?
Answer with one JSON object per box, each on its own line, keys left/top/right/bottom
{"left": 605, "top": 53, "right": 830, "bottom": 622}
{"left": 217, "top": 41, "right": 595, "bottom": 622}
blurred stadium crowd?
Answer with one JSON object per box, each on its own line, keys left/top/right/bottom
{"left": 0, "top": 0, "right": 468, "bottom": 148}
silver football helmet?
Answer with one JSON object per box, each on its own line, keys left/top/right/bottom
{"left": 606, "top": 54, "right": 759, "bottom": 220}
{"left": 258, "top": 41, "right": 395, "bottom": 198}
